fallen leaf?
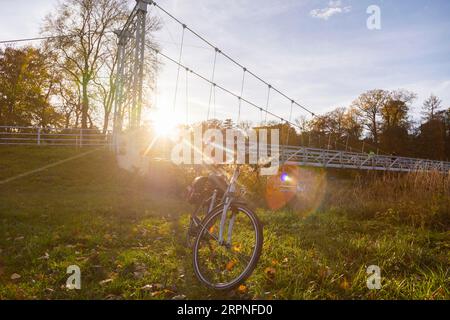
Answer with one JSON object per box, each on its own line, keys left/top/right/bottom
{"left": 141, "top": 284, "right": 153, "bottom": 291}
{"left": 238, "top": 284, "right": 248, "bottom": 294}
{"left": 99, "top": 279, "right": 114, "bottom": 285}
{"left": 38, "top": 252, "right": 50, "bottom": 260}
{"left": 264, "top": 267, "right": 276, "bottom": 279}
{"left": 11, "top": 273, "right": 21, "bottom": 280}
{"left": 153, "top": 283, "right": 164, "bottom": 290}
{"left": 172, "top": 294, "right": 186, "bottom": 300}
{"left": 226, "top": 260, "right": 237, "bottom": 271}
{"left": 232, "top": 244, "right": 242, "bottom": 253}
{"left": 141, "top": 284, "right": 164, "bottom": 292}
{"left": 340, "top": 278, "right": 350, "bottom": 290}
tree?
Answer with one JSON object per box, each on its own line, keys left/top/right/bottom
{"left": 55, "top": 78, "right": 82, "bottom": 128}
{"left": 381, "top": 90, "right": 416, "bottom": 129}
{"left": 352, "top": 89, "right": 390, "bottom": 146}
{"left": 295, "top": 115, "right": 312, "bottom": 147}
{"left": 0, "top": 47, "right": 63, "bottom": 127}
{"left": 422, "top": 94, "right": 442, "bottom": 121}
{"left": 92, "top": 45, "right": 117, "bottom": 133}
{"left": 309, "top": 107, "right": 363, "bottom": 149}
{"left": 379, "top": 90, "right": 416, "bottom": 155}
{"left": 42, "top": 0, "right": 129, "bottom": 129}
{"left": 437, "top": 108, "right": 450, "bottom": 160}
{"left": 414, "top": 95, "right": 446, "bottom": 160}
{"left": 417, "top": 118, "right": 446, "bottom": 160}
{"left": 342, "top": 107, "right": 363, "bottom": 151}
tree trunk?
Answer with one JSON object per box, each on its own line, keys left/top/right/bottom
{"left": 81, "top": 79, "right": 89, "bottom": 129}
{"left": 103, "top": 111, "right": 110, "bottom": 134}
{"left": 372, "top": 116, "right": 378, "bottom": 146}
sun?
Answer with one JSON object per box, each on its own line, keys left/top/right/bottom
{"left": 151, "top": 108, "right": 181, "bottom": 137}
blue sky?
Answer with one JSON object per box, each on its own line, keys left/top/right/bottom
{"left": 1, "top": 0, "right": 449, "bottom": 125}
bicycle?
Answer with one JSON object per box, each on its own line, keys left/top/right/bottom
{"left": 185, "top": 165, "right": 263, "bottom": 290}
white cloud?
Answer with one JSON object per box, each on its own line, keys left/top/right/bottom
{"left": 310, "top": 1, "right": 352, "bottom": 20}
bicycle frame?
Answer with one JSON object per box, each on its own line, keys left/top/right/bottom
{"left": 218, "top": 166, "right": 241, "bottom": 245}
{"left": 189, "top": 166, "right": 241, "bottom": 246}
{"left": 190, "top": 166, "right": 263, "bottom": 290}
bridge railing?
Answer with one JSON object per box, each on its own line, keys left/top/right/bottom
{"left": 0, "top": 126, "right": 112, "bottom": 147}
{"left": 281, "top": 146, "right": 450, "bottom": 173}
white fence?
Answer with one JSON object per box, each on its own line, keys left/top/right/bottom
{"left": 2, "top": 126, "right": 449, "bottom": 173}
{"left": 0, "top": 126, "right": 112, "bottom": 147}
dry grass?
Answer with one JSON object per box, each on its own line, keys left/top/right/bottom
{"left": 324, "top": 171, "right": 450, "bottom": 230}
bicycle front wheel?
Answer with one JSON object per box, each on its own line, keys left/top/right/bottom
{"left": 192, "top": 204, "right": 263, "bottom": 290}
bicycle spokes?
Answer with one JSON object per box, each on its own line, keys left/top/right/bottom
{"left": 194, "top": 208, "right": 258, "bottom": 287}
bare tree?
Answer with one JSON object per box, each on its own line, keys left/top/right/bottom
{"left": 56, "top": 79, "right": 82, "bottom": 128}
{"left": 92, "top": 15, "right": 161, "bottom": 133}
{"left": 42, "top": 0, "right": 129, "bottom": 129}
{"left": 422, "top": 94, "right": 442, "bottom": 121}
{"left": 352, "top": 89, "right": 390, "bottom": 146}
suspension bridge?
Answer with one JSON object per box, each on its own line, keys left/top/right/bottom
{"left": 109, "top": 0, "right": 450, "bottom": 174}
{"left": 2, "top": 0, "right": 448, "bottom": 174}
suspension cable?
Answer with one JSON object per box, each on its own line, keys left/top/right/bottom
{"left": 172, "top": 25, "right": 186, "bottom": 112}
{"left": 237, "top": 68, "right": 246, "bottom": 124}
{"left": 185, "top": 67, "right": 189, "bottom": 124}
{"left": 207, "top": 48, "right": 218, "bottom": 120}
{"left": 154, "top": 54, "right": 159, "bottom": 110}
{"left": 151, "top": 1, "right": 316, "bottom": 117}
{"left": 149, "top": 46, "right": 300, "bottom": 132}
{"left": 264, "top": 85, "right": 272, "bottom": 123}
{"left": 285, "top": 100, "right": 294, "bottom": 146}
{"left": 147, "top": 45, "right": 400, "bottom": 156}
{"left": 213, "top": 84, "right": 217, "bottom": 119}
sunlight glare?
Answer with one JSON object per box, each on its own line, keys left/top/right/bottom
{"left": 152, "top": 108, "right": 181, "bottom": 137}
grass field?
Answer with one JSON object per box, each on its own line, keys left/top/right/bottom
{"left": 0, "top": 147, "right": 448, "bottom": 300}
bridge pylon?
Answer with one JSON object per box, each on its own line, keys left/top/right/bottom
{"left": 112, "top": 0, "right": 152, "bottom": 151}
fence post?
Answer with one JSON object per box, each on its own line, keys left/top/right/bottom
{"left": 80, "top": 128, "right": 83, "bottom": 148}
{"left": 37, "top": 128, "right": 41, "bottom": 146}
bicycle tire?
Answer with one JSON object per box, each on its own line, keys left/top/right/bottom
{"left": 192, "top": 204, "right": 263, "bottom": 290}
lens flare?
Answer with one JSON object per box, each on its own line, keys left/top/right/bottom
{"left": 265, "top": 166, "right": 327, "bottom": 213}
{"left": 280, "top": 172, "right": 290, "bottom": 182}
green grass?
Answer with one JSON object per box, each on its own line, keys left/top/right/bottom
{"left": 0, "top": 146, "right": 448, "bottom": 300}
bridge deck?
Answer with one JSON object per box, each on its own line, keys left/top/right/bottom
{"left": 280, "top": 146, "right": 450, "bottom": 173}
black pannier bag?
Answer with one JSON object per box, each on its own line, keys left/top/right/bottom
{"left": 186, "top": 174, "right": 228, "bottom": 205}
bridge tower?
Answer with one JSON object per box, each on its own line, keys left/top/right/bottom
{"left": 113, "top": 0, "right": 152, "bottom": 147}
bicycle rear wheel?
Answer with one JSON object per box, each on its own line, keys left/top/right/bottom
{"left": 192, "top": 204, "right": 263, "bottom": 290}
